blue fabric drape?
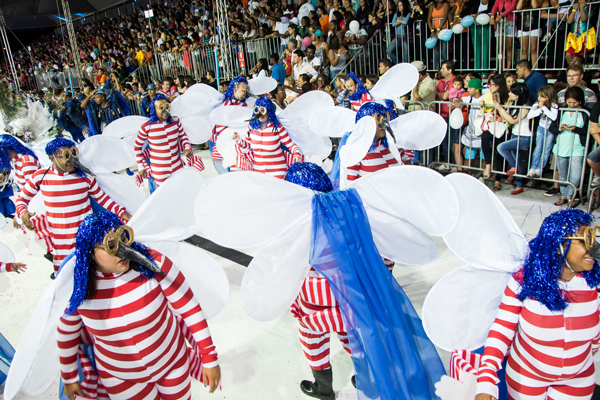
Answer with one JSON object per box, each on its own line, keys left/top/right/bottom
{"left": 330, "top": 131, "right": 352, "bottom": 190}
{"left": 310, "top": 188, "right": 444, "bottom": 400}
{"left": 0, "top": 332, "right": 15, "bottom": 385}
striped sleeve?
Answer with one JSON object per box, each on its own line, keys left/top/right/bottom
{"left": 176, "top": 118, "right": 192, "bottom": 152}
{"left": 86, "top": 176, "right": 126, "bottom": 217}
{"left": 0, "top": 262, "right": 12, "bottom": 272}
{"left": 15, "top": 168, "right": 43, "bottom": 217}
{"left": 400, "top": 149, "right": 414, "bottom": 164}
{"left": 475, "top": 275, "right": 523, "bottom": 398}
{"left": 346, "top": 163, "right": 361, "bottom": 182}
{"left": 57, "top": 311, "right": 83, "bottom": 384}
{"left": 153, "top": 251, "right": 219, "bottom": 368}
{"left": 236, "top": 134, "right": 252, "bottom": 152}
{"left": 21, "top": 155, "right": 40, "bottom": 182}
{"left": 134, "top": 123, "right": 150, "bottom": 169}
{"left": 277, "top": 126, "right": 301, "bottom": 157}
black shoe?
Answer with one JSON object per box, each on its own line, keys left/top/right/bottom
{"left": 544, "top": 187, "right": 560, "bottom": 197}
{"left": 351, "top": 375, "right": 356, "bottom": 388}
{"left": 43, "top": 252, "right": 53, "bottom": 263}
{"left": 300, "top": 369, "right": 335, "bottom": 400}
{"left": 50, "top": 272, "right": 56, "bottom": 280}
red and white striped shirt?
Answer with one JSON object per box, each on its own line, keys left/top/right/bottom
{"left": 476, "top": 271, "right": 600, "bottom": 398}
{"left": 350, "top": 92, "right": 373, "bottom": 111}
{"left": 159, "top": 87, "right": 180, "bottom": 102}
{"left": 15, "top": 167, "right": 127, "bottom": 270}
{"left": 57, "top": 250, "right": 218, "bottom": 384}
{"left": 210, "top": 99, "right": 248, "bottom": 161}
{"left": 134, "top": 117, "right": 192, "bottom": 186}
{"left": 346, "top": 141, "right": 400, "bottom": 182}
{"left": 0, "top": 262, "right": 12, "bottom": 273}
{"left": 11, "top": 154, "right": 40, "bottom": 190}
{"left": 236, "top": 122, "right": 301, "bottom": 179}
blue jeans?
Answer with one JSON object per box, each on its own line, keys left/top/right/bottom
{"left": 557, "top": 155, "right": 584, "bottom": 199}
{"left": 530, "top": 125, "right": 555, "bottom": 170}
{"left": 497, "top": 134, "right": 531, "bottom": 188}
{"left": 386, "top": 36, "right": 409, "bottom": 64}
{"left": 433, "top": 40, "right": 448, "bottom": 71}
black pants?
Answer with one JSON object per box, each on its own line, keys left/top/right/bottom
{"left": 481, "top": 130, "right": 506, "bottom": 181}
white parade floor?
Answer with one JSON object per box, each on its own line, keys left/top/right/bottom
{"left": 0, "top": 149, "right": 574, "bottom": 399}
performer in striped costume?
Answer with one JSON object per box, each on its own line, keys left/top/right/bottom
{"left": 0, "top": 135, "right": 54, "bottom": 251}
{"left": 233, "top": 96, "right": 302, "bottom": 179}
{"left": 0, "top": 261, "right": 26, "bottom": 273}
{"left": 346, "top": 72, "right": 373, "bottom": 111}
{"left": 475, "top": 209, "right": 600, "bottom": 400}
{"left": 15, "top": 138, "right": 132, "bottom": 273}
{"left": 210, "top": 77, "right": 250, "bottom": 175}
{"left": 134, "top": 93, "right": 198, "bottom": 188}
{"left": 58, "top": 212, "right": 220, "bottom": 400}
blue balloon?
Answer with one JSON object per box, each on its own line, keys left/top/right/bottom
{"left": 439, "top": 29, "right": 453, "bottom": 41}
{"left": 461, "top": 15, "right": 475, "bottom": 27}
{"left": 425, "top": 37, "right": 438, "bottom": 49}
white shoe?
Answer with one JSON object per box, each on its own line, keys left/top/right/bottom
{"left": 437, "top": 164, "right": 451, "bottom": 172}
{"left": 526, "top": 169, "right": 534, "bottom": 177}
{"left": 591, "top": 176, "right": 600, "bottom": 188}
{"left": 450, "top": 167, "right": 458, "bottom": 173}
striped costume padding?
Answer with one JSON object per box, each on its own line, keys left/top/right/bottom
{"left": 450, "top": 349, "right": 481, "bottom": 382}
{"left": 210, "top": 99, "right": 247, "bottom": 161}
{"left": 475, "top": 272, "right": 600, "bottom": 400}
{"left": 346, "top": 142, "right": 400, "bottom": 183}
{"left": 349, "top": 92, "right": 373, "bottom": 111}
{"left": 31, "top": 213, "right": 53, "bottom": 253}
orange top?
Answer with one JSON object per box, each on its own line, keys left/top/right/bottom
{"left": 432, "top": 5, "right": 448, "bottom": 29}
{"left": 320, "top": 15, "right": 330, "bottom": 34}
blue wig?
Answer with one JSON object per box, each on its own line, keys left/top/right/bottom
{"left": 518, "top": 209, "right": 600, "bottom": 311}
{"left": 355, "top": 101, "right": 389, "bottom": 123}
{"left": 347, "top": 72, "right": 369, "bottom": 102}
{"left": 285, "top": 162, "right": 333, "bottom": 193}
{"left": 149, "top": 93, "right": 173, "bottom": 124}
{"left": 45, "top": 137, "right": 86, "bottom": 178}
{"left": 249, "top": 96, "right": 280, "bottom": 130}
{"left": 224, "top": 76, "right": 249, "bottom": 103}
{"left": 0, "top": 150, "right": 10, "bottom": 174}
{"left": 66, "top": 211, "right": 156, "bottom": 315}
{"left": 384, "top": 99, "right": 399, "bottom": 120}
{"left": 0, "top": 134, "right": 38, "bottom": 161}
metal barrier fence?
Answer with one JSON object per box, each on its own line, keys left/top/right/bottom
{"left": 428, "top": 100, "right": 593, "bottom": 208}
{"left": 32, "top": 67, "right": 83, "bottom": 91}
{"left": 238, "top": 36, "right": 280, "bottom": 76}
{"left": 337, "top": 30, "right": 385, "bottom": 78}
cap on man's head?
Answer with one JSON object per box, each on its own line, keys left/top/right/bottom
{"left": 411, "top": 61, "right": 427, "bottom": 72}
{"left": 147, "top": 83, "right": 157, "bottom": 90}
{"left": 467, "top": 78, "right": 485, "bottom": 90}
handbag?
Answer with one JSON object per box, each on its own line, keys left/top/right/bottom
{"left": 473, "top": 111, "right": 507, "bottom": 139}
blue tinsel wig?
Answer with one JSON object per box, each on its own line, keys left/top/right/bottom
{"left": 347, "top": 72, "right": 369, "bottom": 101}
{"left": 518, "top": 209, "right": 600, "bottom": 311}
{"left": 0, "top": 134, "right": 38, "bottom": 161}
{"left": 285, "top": 162, "right": 333, "bottom": 193}
{"left": 224, "top": 76, "right": 249, "bottom": 103}
{"left": 149, "top": 93, "right": 173, "bottom": 124}
{"left": 0, "top": 150, "right": 10, "bottom": 173}
{"left": 249, "top": 96, "right": 280, "bottom": 130}
{"left": 66, "top": 211, "right": 156, "bottom": 315}
{"left": 384, "top": 99, "right": 399, "bottom": 120}
{"left": 45, "top": 137, "right": 86, "bottom": 177}
{"left": 355, "top": 101, "right": 390, "bottom": 123}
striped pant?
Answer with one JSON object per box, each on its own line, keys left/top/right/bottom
{"left": 99, "top": 349, "right": 192, "bottom": 400}
{"left": 505, "top": 354, "right": 595, "bottom": 400}
{"left": 30, "top": 213, "right": 53, "bottom": 253}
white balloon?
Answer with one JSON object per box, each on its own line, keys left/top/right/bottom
{"left": 476, "top": 13, "right": 491, "bottom": 25}
{"left": 349, "top": 20, "right": 360, "bottom": 34}
{"left": 449, "top": 108, "right": 465, "bottom": 130}
{"left": 452, "top": 24, "right": 464, "bottom": 34}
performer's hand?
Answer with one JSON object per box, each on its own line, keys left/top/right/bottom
{"left": 232, "top": 132, "right": 240, "bottom": 142}
{"left": 475, "top": 395, "right": 496, "bottom": 400}
{"left": 121, "top": 213, "right": 132, "bottom": 222}
{"left": 138, "top": 169, "right": 147, "bottom": 179}
{"left": 21, "top": 212, "right": 35, "bottom": 231}
{"left": 183, "top": 148, "right": 192, "bottom": 157}
{"left": 203, "top": 365, "right": 221, "bottom": 393}
{"left": 10, "top": 263, "right": 27, "bottom": 274}
{"left": 293, "top": 155, "right": 302, "bottom": 164}
{"left": 12, "top": 218, "right": 19, "bottom": 229}
{"left": 64, "top": 382, "right": 83, "bottom": 400}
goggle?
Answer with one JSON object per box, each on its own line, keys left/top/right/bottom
{"left": 102, "top": 225, "right": 134, "bottom": 256}
{"left": 564, "top": 225, "right": 600, "bottom": 251}
{"left": 253, "top": 106, "right": 267, "bottom": 115}
{"left": 58, "top": 147, "right": 79, "bottom": 161}
{"left": 374, "top": 113, "right": 390, "bottom": 125}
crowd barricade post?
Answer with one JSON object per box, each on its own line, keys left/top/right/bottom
{"left": 125, "top": 97, "right": 143, "bottom": 116}
{"left": 427, "top": 101, "right": 592, "bottom": 207}
{"left": 239, "top": 36, "right": 280, "bottom": 76}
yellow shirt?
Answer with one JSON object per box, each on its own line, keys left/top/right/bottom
{"left": 135, "top": 50, "right": 145, "bottom": 67}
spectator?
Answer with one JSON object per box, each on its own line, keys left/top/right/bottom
{"left": 292, "top": 50, "right": 318, "bottom": 82}
{"left": 387, "top": 0, "right": 412, "bottom": 64}
{"left": 410, "top": 60, "right": 436, "bottom": 110}
{"left": 553, "top": 86, "right": 589, "bottom": 206}
{"left": 435, "top": 60, "right": 456, "bottom": 165}
{"left": 449, "top": 76, "right": 466, "bottom": 102}
{"left": 81, "top": 88, "right": 126, "bottom": 136}
{"left": 282, "top": 38, "right": 298, "bottom": 76}
{"left": 301, "top": 82, "right": 314, "bottom": 93}
{"left": 495, "top": 83, "right": 533, "bottom": 195}
{"left": 344, "top": 19, "right": 368, "bottom": 58}
{"left": 311, "top": 30, "right": 330, "bottom": 73}
{"left": 298, "top": 0, "right": 316, "bottom": 22}
{"left": 515, "top": 59, "right": 548, "bottom": 104}
{"left": 491, "top": 0, "right": 518, "bottom": 69}
{"left": 565, "top": 0, "right": 594, "bottom": 65}
{"left": 457, "top": 78, "right": 486, "bottom": 171}
{"left": 527, "top": 85, "right": 560, "bottom": 178}
{"left": 505, "top": 72, "right": 518, "bottom": 89}
{"left": 271, "top": 84, "right": 288, "bottom": 111}
{"left": 479, "top": 74, "right": 510, "bottom": 190}
{"left": 516, "top": 0, "right": 542, "bottom": 67}
{"left": 316, "top": 73, "right": 332, "bottom": 93}
{"left": 269, "top": 54, "right": 286, "bottom": 84}
{"left": 427, "top": 0, "right": 450, "bottom": 70}
{"left": 364, "top": 75, "right": 378, "bottom": 89}
{"left": 160, "top": 78, "right": 179, "bottom": 101}
{"left": 305, "top": 45, "right": 322, "bottom": 72}
{"left": 379, "top": 58, "right": 392, "bottom": 76}
{"left": 328, "top": 36, "right": 348, "bottom": 82}
{"left": 557, "top": 64, "right": 597, "bottom": 106}
{"left": 141, "top": 83, "right": 158, "bottom": 118}
{"left": 554, "top": 55, "right": 593, "bottom": 91}
{"left": 587, "top": 98, "right": 600, "bottom": 189}
{"left": 206, "top": 70, "right": 218, "bottom": 90}
{"left": 252, "top": 58, "right": 271, "bottom": 78}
